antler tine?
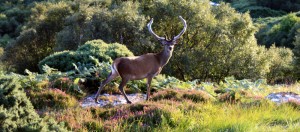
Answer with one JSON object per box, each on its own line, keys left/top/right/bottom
{"left": 173, "top": 16, "right": 187, "bottom": 40}
{"left": 147, "top": 18, "right": 165, "bottom": 41}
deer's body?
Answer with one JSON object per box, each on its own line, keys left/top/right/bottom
{"left": 95, "top": 16, "right": 186, "bottom": 104}
{"left": 114, "top": 49, "right": 173, "bottom": 80}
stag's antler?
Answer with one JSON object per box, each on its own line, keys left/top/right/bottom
{"left": 173, "top": 16, "right": 187, "bottom": 40}
{"left": 147, "top": 16, "right": 187, "bottom": 41}
{"left": 147, "top": 18, "right": 165, "bottom": 40}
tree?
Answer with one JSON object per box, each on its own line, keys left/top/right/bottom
{"left": 293, "top": 29, "right": 300, "bottom": 79}
{"left": 135, "top": 0, "right": 269, "bottom": 81}
{"left": 255, "top": 13, "right": 300, "bottom": 48}
{"left": 3, "top": 1, "right": 73, "bottom": 73}
{"left": 266, "top": 45, "right": 293, "bottom": 83}
{"left": 55, "top": 1, "right": 150, "bottom": 54}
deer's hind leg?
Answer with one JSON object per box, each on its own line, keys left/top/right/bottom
{"left": 95, "top": 68, "right": 118, "bottom": 103}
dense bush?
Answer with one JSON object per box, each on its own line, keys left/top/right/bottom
{"left": 55, "top": 1, "right": 149, "bottom": 54}
{"left": 230, "top": 0, "right": 286, "bottom": 18}
{"left": 147, "top": 1, "right": 269, "bottom": 81}
{"left": 256, "top": 0, "right": 300, "bottom": 13}
{"left": 0, "top": 76, "right": 67, "bottom": 131}
{"left": 39, "top": 39, "right": 134, "bottom": 72}
{"left": 293, "top": 30, "right": 300, "bottom": 79}
{"left": 151, "top": 89, "right": 214, "bottom": 102}
{"left": 0, "top": 0, "right": 31, "bottom": 44}
{"left": 3, "top": 1, "right": 74, "bottom": 73}
{"left": 0, "top": 0, "right": 298, "bottom": 82}
{"left": 255, "top": 13, "right": 300, "bottom": 48}
{"left": 29, "top": 88, "right": 78, "bottom": 109}
{"left": 221, "top": 0, "right": 287, "bottom": 18}
{"left": 266, "top": 45, "right": 293, "bottom": 83}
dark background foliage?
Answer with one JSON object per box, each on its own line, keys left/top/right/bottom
{"left": 0, "top": 0, "right": 299, "bottom": 81}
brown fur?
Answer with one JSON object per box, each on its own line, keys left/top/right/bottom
{"left": 115, "top": 54, "right": 162, "bottom": 80}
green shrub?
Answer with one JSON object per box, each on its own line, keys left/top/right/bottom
{"left": 151, "top": 90, "right": 181, "bottom": 101}
{"left": 84, "top": 121, "right": 103, "bottom": 131}
{"left": 39, "top": 39, "right": 134, "bottom": 72}
{"left": 3, "top": 2, "right": 74, "bottom": 73}
{"left": 293, "top": 30, "right": 300, "bottom": 79}
{"left": 29, "top": 88, "right": 78, "bottom": 109}
{"left": 256, "top": 0, "right": 300, "bottom": 13}
{"left": 0, "top": 76, "right": 67, "bottom": 131}
{"left": 255, "top": 13, "right": 300, "bottom": 48}
{"left": 96, "top": 103, "right": 175, "bottom": 131}
{"left": 230, "top": 0, "right": 286, "bottom": 18}
{"left": 182, "top": 90, "right": 212, "bottom": 103}
{"left": 245, "top": 6, "right": 285, "bottom": 18}
{"left": 52, "top": 77, "right": 86, "bottom": 99}
{"left": 266, "top": 45, "right": 294, "bottom": 83}
{"left": 215, "top": 77, "right": 267, "bottom": 103}
{"left": 151, "top": 89, "right": 213, "bottom": 102}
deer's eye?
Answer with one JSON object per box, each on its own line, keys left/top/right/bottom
{"left": 169, "top": 47, "right": 173, "bottom": 50}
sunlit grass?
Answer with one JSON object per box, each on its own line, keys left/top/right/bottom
{"left": 32, "top": 80, "right": 300, "bottom": 131}
{"left": 42, "top": 87, "right": 300, "bottom": 131}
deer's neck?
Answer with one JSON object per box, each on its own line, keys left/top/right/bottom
{"left": 156, "top": 49, "right": 173, "bottom": 67}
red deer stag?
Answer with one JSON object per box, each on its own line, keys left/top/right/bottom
{"left": 95, "top": 16, "right": 187, "bottom": 104}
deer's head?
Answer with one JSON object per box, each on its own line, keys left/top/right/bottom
{"left": 147, "top": 16, "right": 187, "bottom": 53}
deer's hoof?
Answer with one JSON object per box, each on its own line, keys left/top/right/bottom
{"left": 127, "top": 101, "right": 132, "bottom": 104}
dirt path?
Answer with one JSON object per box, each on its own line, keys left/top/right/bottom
{"left": 80, "top": 93, "right": 146, "bottom": 107}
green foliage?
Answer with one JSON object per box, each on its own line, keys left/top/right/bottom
{"left": 151, "top": 75, "right": 196, "bottom": 90}
{"left": 3, "top": 66, "right": 86, "bottom": 99}
{"left": 293, "top": 29, "right": 300, "bottom": 79}
{"left": 230, "top": 0, "right": 286, "bottom": 18}
{"left": 0, "top": 35, "right": 12, "bottom": 47}
{"left": 142, "top": 0, "right": 268, "bottom": 81}
{"left": 266, "top": 45, "right": 294, "bottom": 83}
{"left": 55, "top": 1, "right": 148, "bottom": 54}
{"left": 151, "top": 90, "right": 181, "bottom": 101}
{"left": 1, "top": 69, "right": 300, "bottom": 131}
{"left": 219, "top": 77, "right": 267, "bottom": 90}
{"left": 256, "top": 0, "right": 300, "bottom": 13}
{"left": 0, "top": 76, "right": 67, "bottom": 131}
{"left": 3, "top": 1, "right": 74, "bottom": 73}
{"left": 182, "top": 90, "right": 213, "bottom": 103}
{"left": 0, "top": 0, "right": 297, "bottom": 82}
{"left": 29, "top": 88, "right": 77, "bottom": 109}
{"left": 39, "top": 39, "right": 134, "bottom": 72}
{"left": 151, "top": 89, "right": 214, "bottom": 102}
{"left": 255, "top": 13, "right": 300, "bottom": 48}
{"left": 216, "top": 77, "right": 267, "bottom": 102}
{"left": 0, "top": 1, "right": 31, "bottom": 40}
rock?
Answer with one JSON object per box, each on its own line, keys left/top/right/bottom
{"left": 266, "top": 92, "right": 300, "bottom": 104}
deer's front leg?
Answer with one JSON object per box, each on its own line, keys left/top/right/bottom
{"left": 146, "top": 77, "right": 153, "bottom": 101}
{"left": 119, "top": 78, "right": 131, "bottom": 104}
